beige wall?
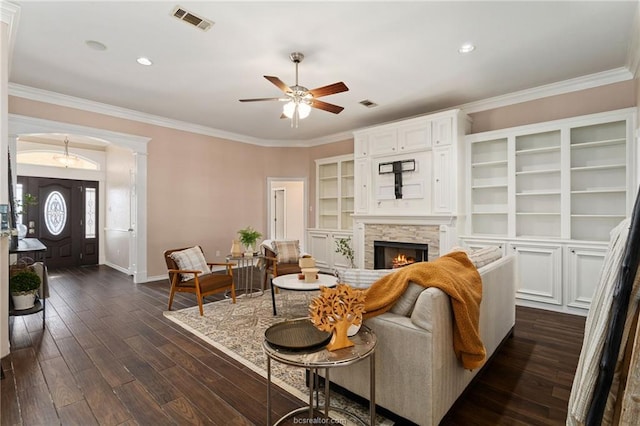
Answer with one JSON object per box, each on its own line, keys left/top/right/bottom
{"left": 469, "top": 80, "right": 637, "bottom": 133}
{"left": 7, "top": 96, "right": 348, "bottom": 278}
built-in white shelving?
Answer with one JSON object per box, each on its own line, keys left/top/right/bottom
{"left": 462, "top": 108, "right": 637, "bottom": 315}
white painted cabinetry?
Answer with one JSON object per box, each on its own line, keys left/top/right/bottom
{"left": 461, "top": 108, "right": 636, "bottom": 315}
{"left": 353, "top": 109, "right": 469, "bottom": 217}
{"left": 307, "top": 230, "right": 353, "bottom": 272}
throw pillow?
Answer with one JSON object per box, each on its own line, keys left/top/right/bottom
{"left": 467, "top": 245, "right": 503, "bottom": 269}
{"left": 335, "top": 268, "right": 397, "bottom": 289}
{"left": 170, "top": 246, "right": 211, "bottom": 282}
{"left": 275, "top": 240, "right": 300, "bottom": 263}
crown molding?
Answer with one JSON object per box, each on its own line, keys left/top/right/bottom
{"left": 627, "top": 1, "right": 640, "bottom": 77}
{"left": 1, "top": 2, "right": 20, "bottom": 70}
{"left": 460, "top": 67, "right": 634, "bottom": 114}
{"left": 7, "top": 83, "right": 279, "bottom": 146}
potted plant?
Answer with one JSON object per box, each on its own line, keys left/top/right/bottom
{"left": 238, "top": 226, "right": 262, "bottom": 256}
{"left": 335, "top": 237, "right": 355, "bottom": 268}
{"left": 9, "top": 269, "right": 41, "bottom": 310}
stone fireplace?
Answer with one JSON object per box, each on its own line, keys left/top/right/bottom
{"left": 361, "top": 222, "right": 443, "bottom": 269}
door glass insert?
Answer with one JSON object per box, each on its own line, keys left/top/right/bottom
{"left": 85, "top": 187, "right": 96, "bottom": 238}
{"left": 44, "top": 191, "right": 67, "bottom": 235}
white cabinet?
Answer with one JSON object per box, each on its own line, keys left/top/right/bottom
{"left": 307, "top": 230, "right": 353, "bottom": 271}
{"left": 508, "top": 241, "right": 563, "bottom": 306}
{"left": 352, "top": 109, "right": 470, "bottom": 218}
{"left": 565, "top": 244, "right": 607, "bottom": 310}
{"left": 360, "top": 117, "right": 432, "bottom": 157}
{"left": 316, "top": 155, "right": 354, "bottom": 230}
{"left": 432, "top": 117, "right": 453, "bottom": 146}
{"left": 354, "top": 135, "right": 369, "bottom": 158}
{"left": 354, "top": 158, "right": 370, "bottom": 214}
{"left": 433, "top": 145, "right": 453, "bottom": 214}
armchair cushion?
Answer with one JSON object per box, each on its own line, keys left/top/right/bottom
{"left": 275, "top": 240, "right": 301, "bottom": 263}
{"left": 169, "top": 246, "right": 211, "bottom": 281}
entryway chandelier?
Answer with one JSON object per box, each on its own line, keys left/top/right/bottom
{"left": 53, "top": 137, "right": 79, "bottom": 168}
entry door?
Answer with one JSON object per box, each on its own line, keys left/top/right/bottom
{"left": 18, "top": 177, "right": 98, "bottom": 268}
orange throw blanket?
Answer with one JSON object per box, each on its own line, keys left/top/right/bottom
{"left": 363, "top": 251, "right": 485, "bottom": 370}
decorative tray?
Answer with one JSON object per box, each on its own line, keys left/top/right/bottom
{"left": 265, "top": 319, "right": 331, "bottom": 351}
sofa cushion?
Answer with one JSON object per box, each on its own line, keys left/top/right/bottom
{"left": 389, "top": 282, "right": 425, "bottom": 316}
{"left": 335, "top": 268, "right": 396, "bottom": 289}
{"left": 275, "top": 240, "right": 300, "bottom": 263}
{"left": 170, "top": 246, "right": 211, "bottom": 282}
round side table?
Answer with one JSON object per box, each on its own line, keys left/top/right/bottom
{"left": 263, "top": 319, "right": 376, "bottom": 425}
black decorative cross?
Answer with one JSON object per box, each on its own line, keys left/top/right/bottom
{"left": 378, "top": 159, "right": 416, "bottom": 199}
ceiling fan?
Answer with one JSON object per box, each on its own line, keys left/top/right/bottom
{"left": 239, "top": 52, "right": 349, "bottom": 127}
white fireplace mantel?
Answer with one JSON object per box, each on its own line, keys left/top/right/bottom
{"left": 352, "top": 214, "right": 456, "bottom": 227}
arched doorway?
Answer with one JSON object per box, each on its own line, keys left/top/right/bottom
{"left": 8, "top": 114, "right": 150, "bottom": 282}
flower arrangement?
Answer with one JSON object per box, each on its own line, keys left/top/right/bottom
{"left": 309, "top": 283, "right": 365, "bottom": 351}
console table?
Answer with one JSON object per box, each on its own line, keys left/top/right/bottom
{"left": 9, "top": 238, "right": 47, "bottom": 329}
{"left": 263, "top": 319, "right": 376, "bottom": 425}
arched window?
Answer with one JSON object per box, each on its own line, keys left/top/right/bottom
{"left": 17, "top": 151, "right": 99, "bottom": 170}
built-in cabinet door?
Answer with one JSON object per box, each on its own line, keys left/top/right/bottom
{"left": 354, "top": 135, "right": 369, "bottom": 158}
{"left": 509, "top": 242, "right": 562, "bottom": 306}
{"left": 433, "top": 145, "right": 453, "bottom": 214}
{"left": 432, "top": 117, "right": 453, "bottom": 146}
{"left": 354, "top": 159, "right": 370, "bottom": 214}
{"left": 332, "top": 231, "right": 354, "bottom": 268}
{"left": 566, "top": 244, "right": 607, "bottom": 310}
{"left": 461, "top": 239, "right": 507, "bottom": 256}
{"left": 369, "top": 130, "right": 397, "bottom": 156}
{"left": 307, "top": 232, "right": 331, "bottom": 269}
{"left": 398, "top": 121, "right": 431, "bottom": 152}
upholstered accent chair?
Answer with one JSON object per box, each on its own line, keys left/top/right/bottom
{"left": 261, "top": 240, "right": 302, "bottom": 291}
{"left": 164, "top": 246, "right": 236, "bottom": 316}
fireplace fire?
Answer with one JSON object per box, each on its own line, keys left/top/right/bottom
{"left": 392, "top": 253, "right": 416, "bottom": 268}
{"left": 374, "top": 240, "right": 428, "bottom": 269}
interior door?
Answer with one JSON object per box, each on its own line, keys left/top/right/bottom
{"left": 18, "top": 177, "right": 98, "bottom": 268}
{"left": 273, "top": 188, "right": 285, "bottom": 240}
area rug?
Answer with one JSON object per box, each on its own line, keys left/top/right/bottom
{"left": 163, "top": 290, "right": 392, "bottom": 425}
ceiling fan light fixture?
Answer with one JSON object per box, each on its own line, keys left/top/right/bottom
{"left": 283, "top": 101, "right": 296, "bottom": 119}
{"left": 298, "top": 102, "right": 311, "bottom": 119}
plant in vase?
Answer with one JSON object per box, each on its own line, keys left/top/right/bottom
{"left": 9, "top": 269, "right": 41, "bottom": 310}
{"left": 309, "top": 283, "right": 365, "bottom": 351}
{"left": 335, "top": 237, "right": 355, "bottom": 268}
{"left": 237, "top": 226, "right": 262, "bottom": 256}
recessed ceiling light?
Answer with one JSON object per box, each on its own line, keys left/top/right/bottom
{"left": 85, "top": 40, "right": 107, "bottom": 51}
{"left": 136, "top": 57, "right": 153, "bottom": 66}
{"left": 458, "top": 43, "right": 476, "bottom": 54}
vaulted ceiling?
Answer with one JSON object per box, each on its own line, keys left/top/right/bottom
{"left": 8, "top": 1, "right": 639, "bottom": 144}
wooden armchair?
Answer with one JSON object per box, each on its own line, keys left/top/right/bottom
{"left": 164, "top": 246, "right": 236, "bottom": 316}
{"left": 261, "top": 241, "right": 302, "bottom": 291}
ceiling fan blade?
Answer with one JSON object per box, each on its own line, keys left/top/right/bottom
{"left": 264, "top": 75, "right": 291, "bottom": 93}
{"left": 311, "top": 99, "right": 344, "bottom": 114}
{"left": 239, "top": 97, "right": 286, "bottom": 102}
{"left": 309, "top": 82, "right": 349, "bottom": 98}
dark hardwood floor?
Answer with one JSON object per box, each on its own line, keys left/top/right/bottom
{"left": 1, "top": 265, "right": 586, "bottom": 425}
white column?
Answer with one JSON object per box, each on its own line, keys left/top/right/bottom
{"left": 0, "top": 2, "right": 20, "bottom": 361}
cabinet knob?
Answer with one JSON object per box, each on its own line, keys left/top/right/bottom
{"left": 392, "top": 147, "right": 396, "bottom": 151}
{"left": 400, "top": 146, "right": 404, "bottom": 150}
{"left": 436, "top": 179, "right": 440, "bottom": 183}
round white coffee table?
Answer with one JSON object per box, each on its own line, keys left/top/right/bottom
{"left": 270, "top": 273, "right": 337, "bottom": 316}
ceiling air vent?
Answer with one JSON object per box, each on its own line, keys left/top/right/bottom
{"left": 359, "top": 99, "right": 378, "bottom": 108}
{"left": 171, "top": 6, "right": 214, "bottom": 31}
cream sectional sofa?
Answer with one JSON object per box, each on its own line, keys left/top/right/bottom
{"left": 331, "top": 254, "right": 516, "bottom": 425}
